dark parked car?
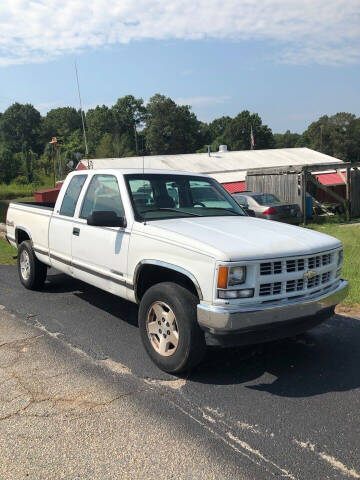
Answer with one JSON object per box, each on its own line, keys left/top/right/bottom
{"left": 232, "top": 192, "right": 301, "bottom": 224}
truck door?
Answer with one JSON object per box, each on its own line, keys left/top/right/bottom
{"left": 70, "top": 173, "right": 130, "bottom": 298}
{"left": 48, "top": 174, "right": 87, "bottom": 274}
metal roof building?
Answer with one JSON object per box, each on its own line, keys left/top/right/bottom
{"left": 77, "top": 147, "right": 344, "bottom": 186}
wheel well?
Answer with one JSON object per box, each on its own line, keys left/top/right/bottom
{"left": 16, "top": 229, "right": 31, "bottom": 246}
{"left": 135, "top": 264, "right": 200, "bottom": 302}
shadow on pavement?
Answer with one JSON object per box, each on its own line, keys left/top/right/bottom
{"left": 44, "top": 272, "right": 139, "bottom": 328}
{"left": 189, "top": 314, "right": 360, "bottom": 398}
{"left": 43, "top": 271, "right": 360, "bottom": 398}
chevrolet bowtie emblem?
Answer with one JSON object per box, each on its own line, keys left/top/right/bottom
{"left": 303, "top": 270, "right": 317, "bottom": 279}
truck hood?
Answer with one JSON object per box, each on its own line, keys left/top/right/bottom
{"left": 142, "top": 216, "right": 341, "bottom": 261}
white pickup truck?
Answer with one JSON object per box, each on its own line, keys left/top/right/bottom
{"left": 5, "top": 169, "right": 349, "bottom": 372}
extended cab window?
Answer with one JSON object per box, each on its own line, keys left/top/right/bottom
{"left": 80, "top": 174, "right": 124, "bottom": 219}
{"left": 59, "top": 175, "right": 87, "bottom": 217}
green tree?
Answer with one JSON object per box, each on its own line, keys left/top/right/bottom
{"left": 208, "top": 116, "right": 232, "bottom": 142}
{"left": 300, "top": 113, "right": 357, "bottom": 161}
{"left": 346, "top": 118, "right": 360, "bottom": 162}
{"left": 42, "top": 107, "right": 82, "bottom": 141}
{"left": 95, "top": 133, "right": 116, "bottom": 158}
{"left": 0, "top": 103, "right": 42, "bottom": 154}
{"left": 111, "top": 95, "right": 146, "bottom": 155}
{"left": 0, "top": 144, "right": 20, "bottom": 183}
{"left": 62, "top": 129, "right": 85, "bottom": 157}
{"left": 221, "top": 110, "right": 274, "bottom": 151}
{"left": 86, "top": 105, "right": 115, "bottom": 154}
{"left": 274, "top": 130, "right": 301, "bottom": 149}
{"left": 145, "top": 94, "right": 201, "bottom": 155}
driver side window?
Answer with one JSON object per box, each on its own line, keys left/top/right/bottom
{"left": 80, "top": 174, "right": 124, "bottom": 219}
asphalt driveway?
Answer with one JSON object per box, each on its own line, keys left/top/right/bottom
{"left": 1, "top": 265, "right": 359, "bottom": 479}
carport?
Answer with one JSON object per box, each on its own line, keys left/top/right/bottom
{"left": 246, "top": 162, "right": 360, "bottom": 223}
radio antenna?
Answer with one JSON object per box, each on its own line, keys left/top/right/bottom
{"left": 74, "top": 60, "right": 89, "bottom": 167}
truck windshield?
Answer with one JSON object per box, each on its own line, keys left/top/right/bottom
{"left": 125, "top": 174, "right": 246, "bottom": 221}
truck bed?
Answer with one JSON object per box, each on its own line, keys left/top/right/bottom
{"left": 6, "top": 201, "right": 55, "bottom": 255}
{"left": 12, "top": 201, "right": 55, "bottom": 210}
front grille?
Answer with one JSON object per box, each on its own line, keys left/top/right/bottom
{"left": 259, "top": 282, "right": 282, "bottom": 296}
{"left": 286, "top": 279, "right": 304, "bottom": 292}
{"left": 307, "top": 274, "right": 321, "bottom": 289}
{"left": 261, "top": 253, "right": 334, "bottom": 276}
{"left": 260, "top": 273, "right": 332, "bottom": 297}
{"left": 258, "top": 250, "right": 337, "bottom": 299}
{"left": 286, "top": 258, "right": 305, "bottom": 272}
{"left": 260, "top": 261, "right": 282, "bottom": 275}
{"left": 322, "top": 271, "right": 331, "bottom": 283}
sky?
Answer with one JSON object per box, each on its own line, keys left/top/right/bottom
{"left": 0, "top": 0, "right": 359, "bottom": 134}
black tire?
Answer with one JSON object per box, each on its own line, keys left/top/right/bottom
{"left": 17, "top": 240, "right": 47, "bottom": 290}
{"left": 138, "top": 282, "right": 206, "bottom": 373}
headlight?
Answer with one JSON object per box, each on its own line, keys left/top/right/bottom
{"left": 338, "top": 249, "right": 343, "bottom": 266}
{"left": 217, "top": 265, "right": 246, "bottom": 289}
{"left": 228, "top": 266, "right": 246, "bottom": 286}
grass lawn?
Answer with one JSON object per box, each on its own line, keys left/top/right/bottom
{"left": 0, "top": 178, "right": 53, "bottom": 201}
{"left": 307, "top": 223, "right": 360, "bottom": 308}
{"left": 0, "top": 237, "right": 17, "bottom": 265}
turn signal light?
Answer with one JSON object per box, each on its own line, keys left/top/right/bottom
{"left": 217, "top": 266, "right": 229, "bottom": 289}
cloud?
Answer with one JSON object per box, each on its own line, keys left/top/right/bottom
{"left": 0, "top": 0, "right": 359, "bottom": 67}
{"left": 175, "top": 95, "right": 231, "bottom": 106}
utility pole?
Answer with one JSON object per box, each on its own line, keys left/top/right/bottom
{"left": 134, "top": 123, "right": 139, "bottom": 156}
{"left": 49, "top": 137, "right": 58, "bottom": 187}
{"left": 320, "top": 125, "right": 323, "bottom": 152}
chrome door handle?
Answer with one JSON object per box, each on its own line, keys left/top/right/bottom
{"left": 73, "top": 227, "right": 80, "bottom": 236}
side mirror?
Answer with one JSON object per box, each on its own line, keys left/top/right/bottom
{"left": 87, "top": 210, "right": 126, "bottom": 228}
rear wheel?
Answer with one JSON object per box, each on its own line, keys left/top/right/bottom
{"left": 18, "top": 240, "right": 47, "bottom": 290}
{"left": 139, "top": 282, "right": 206, "bottom": 373}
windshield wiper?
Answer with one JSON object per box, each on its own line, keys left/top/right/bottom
{"left": 140, "top": 208, "right": 201, "bottom": 217}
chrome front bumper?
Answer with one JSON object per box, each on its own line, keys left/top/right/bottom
{"left": 197, "top": 280, "right": 349, "bottom": 335}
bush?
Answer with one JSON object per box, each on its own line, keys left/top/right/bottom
{"left": 0, "top": 175, "right": 53, "bottom": 200}
{"left": 13, "top": 175, "right": 29, "bottom": 185}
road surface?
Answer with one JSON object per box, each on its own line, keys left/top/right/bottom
{"left": 1, "top": 265, "right": 359, "bottom": 479}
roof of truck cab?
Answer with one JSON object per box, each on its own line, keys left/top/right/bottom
{"left": 72, "top": 168, "right": 210, "bottom": 177}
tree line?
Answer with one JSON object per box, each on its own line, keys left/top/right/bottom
{"left": 0, "top": 93, "right": 359, "bottom": 185}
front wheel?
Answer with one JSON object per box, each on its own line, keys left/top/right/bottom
{"left": 18, "top": 240, "right": 47, "bottom": 290}
{"left": 138, "top": 282, "right": 206, "bottom": 373}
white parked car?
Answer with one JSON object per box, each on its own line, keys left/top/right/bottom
{"left": 5, "top": 169, "right": 348, "bottom": 373}
{"left": 232, "top": 192, "right": 302, "bottom": 224}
